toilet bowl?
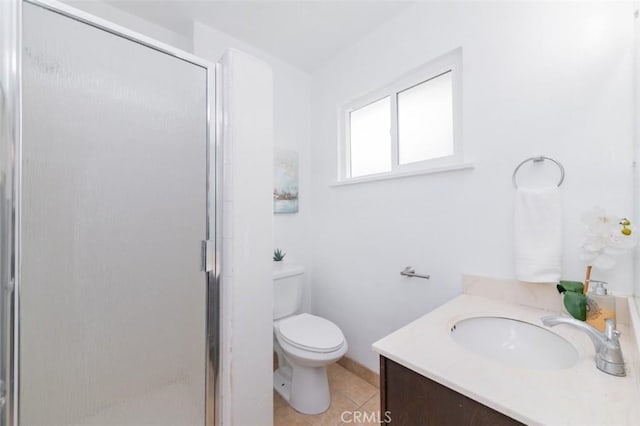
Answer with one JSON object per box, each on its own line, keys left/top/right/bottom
{"left": 273, "top": 265, "right": 348, "bottom": 415}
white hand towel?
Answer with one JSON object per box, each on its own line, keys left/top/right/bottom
{"left": 514, "top": 186, "right": 562, "bottom": 283}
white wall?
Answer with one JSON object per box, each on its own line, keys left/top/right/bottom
{"left": 64, "top": 0, "right": 191, "bottom": 51}
{"left": 194, "top": 22, "right": 312, "bottom": 306}
{"left": 634, "top": 2, "right": 640, "bottom": 297}
{"left": 309, "top": 1, "right": 636, "bottom": 372}
{"left": 218, "top": 49, "right": 274, "bottom": 426}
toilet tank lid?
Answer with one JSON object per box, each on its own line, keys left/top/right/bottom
{"left": 273, "top": 264, "right": 305, "bottom": 280}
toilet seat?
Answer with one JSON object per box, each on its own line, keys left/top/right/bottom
{"left": 276, "top": 313, "right": 345, "bottom": 353}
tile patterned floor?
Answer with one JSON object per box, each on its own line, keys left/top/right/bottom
{"left": 274, "top": 363, "right": 381, "bottom": 426}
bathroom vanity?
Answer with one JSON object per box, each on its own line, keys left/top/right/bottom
{"left": 372, "top": 277, "right": 640, "bottom": 425}
{"left": 380, "top": 356, "right": 522, "bottom": 425}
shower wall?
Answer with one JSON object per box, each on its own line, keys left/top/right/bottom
{"left": 20, "top": 3, "right": 208, "bottom": 424}
{"left": 215, "top": 48, "right": 275, "bottom": 426}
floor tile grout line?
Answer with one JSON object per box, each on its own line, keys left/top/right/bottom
{"left": 330, "top": 367, "right": 378, "bottom": 408}
{"left": 333, "top": 387, "right": 377, "bottom": 410}
{"left": 356, "top": 393, "right": 378, "bottom": 410}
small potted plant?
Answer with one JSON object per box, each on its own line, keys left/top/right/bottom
{"left": 273, "top": 248, "right": 286, "bottom": 262}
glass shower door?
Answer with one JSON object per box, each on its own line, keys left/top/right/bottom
{"left": 20, "top": 2, "right": 209, "bottom": 425}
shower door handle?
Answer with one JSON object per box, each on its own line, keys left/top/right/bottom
{"left": 201, "top": 240, "right": 215, "bottom": 272}
{"left": 0, "top": 379, "right": 5, "bottom": 408}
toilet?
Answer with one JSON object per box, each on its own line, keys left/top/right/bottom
{"left": 273, "top": 264, "right": 347, "bottom": 415}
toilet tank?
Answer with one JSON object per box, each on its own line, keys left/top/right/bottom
{"left": 273, "top": 264, "right": 305, "bottom": 320}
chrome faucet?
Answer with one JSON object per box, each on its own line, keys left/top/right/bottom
{"left": 541, "top": 315, "right": 625, "bottom": 377}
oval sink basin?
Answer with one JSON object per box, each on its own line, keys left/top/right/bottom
{"left": 451, "top": 316, "right": 578, "bottom": 370}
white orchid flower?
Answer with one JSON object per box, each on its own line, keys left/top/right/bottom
{"left": 579, "top": 207, "right": 638, "bottom": 270}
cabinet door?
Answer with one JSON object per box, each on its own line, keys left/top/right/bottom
{"left": 381, "top": 357, "right": 523, "bottom": 426}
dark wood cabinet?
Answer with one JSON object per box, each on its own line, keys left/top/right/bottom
{"left": 380, "top": 356, "right": 524, "bottom": 426}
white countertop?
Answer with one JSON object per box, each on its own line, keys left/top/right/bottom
{"left": 372, "top": 294, "right": 640, "bottom": 425}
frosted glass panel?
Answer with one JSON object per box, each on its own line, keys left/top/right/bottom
{"left": 21, "top": 3, "right": 207, "bottom": 425}
{"left": 398, "top": 71, "right": 454, "bottom": 164}
{"left": 349, "top": 97, "right": 391, "bottom": 177}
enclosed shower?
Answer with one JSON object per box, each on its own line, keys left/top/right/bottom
{"left": 0, "top": 0, "right": 220, "bottom": 424}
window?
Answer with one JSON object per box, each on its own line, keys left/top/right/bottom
{"left": 339, "top": 49, "right": 467, "bottom": 183}
{"left": 349, "top": 96, "right": 391, "bottom": 177}
{"left": 398, "top": 71, "right": 453, "bottom": 165}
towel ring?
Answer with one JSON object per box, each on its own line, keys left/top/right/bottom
{"left": 512, "top": 156, "right": 565, "bottom": 189}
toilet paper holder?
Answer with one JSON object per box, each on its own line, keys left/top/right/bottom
{"left": 400, "top": 266, "right": 430, "bottom": 280}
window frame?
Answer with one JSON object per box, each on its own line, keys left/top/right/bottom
{"left": 338, "top": 48, "right": 465, "bottom": 184}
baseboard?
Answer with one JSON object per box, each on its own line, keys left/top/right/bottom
{"left": 338, "top": 356, "right": 380, "bottom": 389}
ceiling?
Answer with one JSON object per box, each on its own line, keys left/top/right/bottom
{"left": 102, "top": 0, "right": 414, "bottom": 72}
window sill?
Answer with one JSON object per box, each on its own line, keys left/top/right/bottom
{"left": 331, "top": 162, "right": 475, "bottom": 187}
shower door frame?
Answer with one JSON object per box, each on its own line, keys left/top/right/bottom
{"left": 0, "top": 0, "right": 222, "bottom": 425}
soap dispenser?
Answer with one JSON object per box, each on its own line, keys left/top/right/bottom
{"left": 586, "top": 280, "right": 616, "bottom": 332}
